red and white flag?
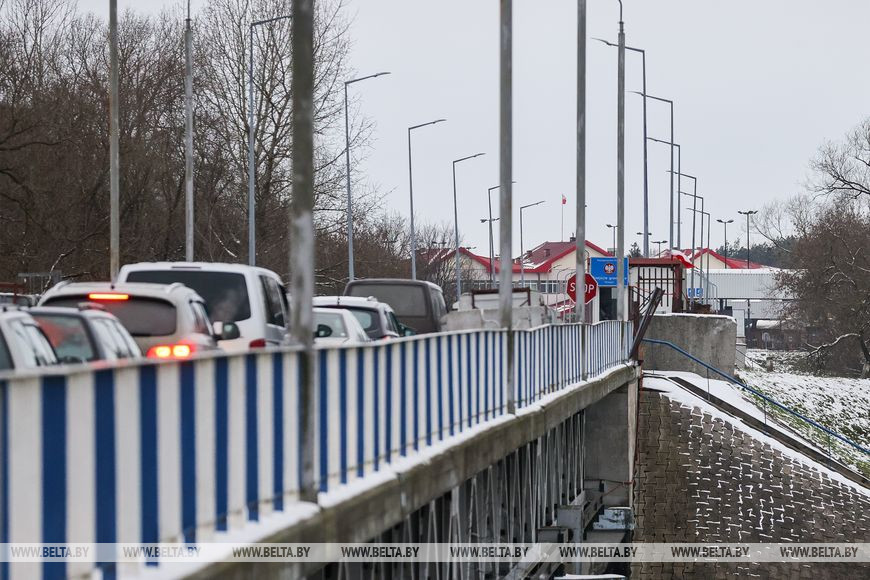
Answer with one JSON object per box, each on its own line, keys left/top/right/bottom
{"left": 561, "top": 194, "right": 567, "bottom": 205}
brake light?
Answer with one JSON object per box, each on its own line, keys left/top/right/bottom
{"left": 147, "top": 343, "right": 195, "bottom": 359}
{"left": 88, "top": 293, "right": 129, "bottom": 301}
{"left": 249, "top": 338, "right": 267, "bottom": 348}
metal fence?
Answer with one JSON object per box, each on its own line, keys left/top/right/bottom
{"left": 0, "top": 321, "right": 631, "bottom": 578}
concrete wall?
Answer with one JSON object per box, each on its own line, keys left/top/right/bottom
{"left": 584, "top": 381, "right": 638, "bottom": 506}
{"left": 642, "top": 313, "right": 736, "bottom": 375}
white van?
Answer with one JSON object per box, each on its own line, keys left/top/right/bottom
{"left": 118, "top": 262, "right": 289, "bottom": 352}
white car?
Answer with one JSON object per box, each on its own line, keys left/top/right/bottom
{"left": 313, "top": 307, "right": 370, "bottom": 346}
{"left": 312, "top": 296, "right": 410, "bottom": 341}
{"left": 118, "top": 262, "right": 289, "bottom": 352}
{"left": 0, "top": 308, "right": 58, "bottom": 371}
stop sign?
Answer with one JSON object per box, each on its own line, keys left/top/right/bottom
{"left": 567, "top": 273, "right": 598, "bottom": 304}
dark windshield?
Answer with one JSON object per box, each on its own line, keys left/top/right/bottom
{"left": 32, "top": 314, "right": 97, "bottom": 361}
{"left": 43, "top": 297, "right": 177, "bottom": 337}
{"left": 346, "top": 283, "right": 427, "bottom": 317}
{"left": 125, "top": 270, "right": 251, "bottom": 323}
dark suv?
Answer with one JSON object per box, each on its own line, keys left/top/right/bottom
{"left": 344, "top": 279, "right": 447, "bottom": 334}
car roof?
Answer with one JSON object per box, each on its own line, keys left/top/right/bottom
{"left": 346, "top": 278, "right": 442, "bottom": 292}
{"left": 40, "top": 281, "right": 205, "bottom": 303}
{"left": 0, "top": 307, "right": 35, "bottom": 321}
{"left": 29, "top": 305, "right": 116, "bottom": 319}
{"left": 313, "top": 295, "right": 394, "bottom": 311}
{"left": 120, "top": 261, "right": 283, "bottom": 280}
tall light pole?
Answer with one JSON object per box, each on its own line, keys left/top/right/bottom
{"left": 344, "top": 71, "right": 391, "bottom": 280}
{"left": 487, "top": 182, "right": 515, "bottom": 284}
{"left": 481, "top": 216, "right": 500, "bottom": 286}
{"left": 576, "top": 0, "right": 588, "bottom": 323}
{"left": 717, "top": 218, "right": 734, "bottom": 268}
{"left": 738, "top": 210, "right": 758, "bottom": 268}
{"left": 654, "top": 239, "right": 667, "bottom": 256}
{"left": 499, "top": 0, "right": 514, "bottom": 413}
{"left": 519, "top": 201, "right": 545, "bottom": 287}
{"left": 649, "top": 137, "right": 682, "bottom": 248}
{"left": 408, "top": 118, "right": 446, "bottom": 279}
{"left": 615, "top": 0, "right": 626, "bottom": 321}
{"left": 595, "top": 38, "right": 648, "bottom": 257}
{"left": 248, "top": 14, "right": 292, "bottom": 267}
{"left": 109, "top": 0, "right": 119, "bottom": 281}
{"left": 634, "top": 92, "right": 675, "bottom": 251}
{"left": 672, "top": 170, "right": 698, "bottom": 300}
{"left": 452, "top": 153, "right": 485, "bottom": 300}
{"left": 184, "top": 0, "right": 194, "bottom": 262}
{"left": 606, "top": 223, "right": 617, "bottom": 254}
{"left": 684, "top": 194, "right": 706, "bottom": 301}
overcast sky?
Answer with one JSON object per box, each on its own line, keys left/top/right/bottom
{"left": 80, "top": 0, "right": 870, "bottom": 257}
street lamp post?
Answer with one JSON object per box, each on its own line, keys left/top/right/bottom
{"left": 577, "top": 0, "right": 587, "bottom": 323}
{"left": 648, "top": 137, "right": 682, "bottom": 248}
{"left": 606, "top": 223, "right": 617, "bottom": 254}
{"left": 615, "top": 0, "right": 626, "bottom": 321}
{"left": 408, "top": 118, "right": 446, "bottom": 279}
{"left": 595, "top": 38, "right": 648, "bottom": 257}
{"left": 654, "top": 240, "right": 667, "bottom": 256}
{"left": 486, "top": 182, "right": 515, "bottom": 284}
{"left": 248, "top": 14, "right": 292, "bottom": 267}
{"left": 344, "top": 71, "right": 390, "bottom": 280}
{"left": 672, "top": 170, "right": 698, "bottom": 298}
{"left": 452, "top": 153, "right": 486, "bottom": 300}
{"left": 685, "top": 200, "right": 708, "bottom": 302}
{"left": 737, "top": 210, "right": 758, "bottom": 268}
{"left": 519, "top": 201, "right": 545, "bottom": 287}
{"left": 717, "top": 218, "right": 734, "bottom": 268}
{"left": 635, "top": 92, "right": 675, "bottom": 251}
{"left": 109, "top": 0, "right": 119, "bottom": 280}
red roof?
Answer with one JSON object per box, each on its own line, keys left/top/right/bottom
{"left": 690, "top": 248, "right": 765, "bottom": 269}
{"left": 421, "top": 240, "right": 611, "bottom": 274}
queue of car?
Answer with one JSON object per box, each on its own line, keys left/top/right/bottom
{"left": 0, "top": 264, "right": 447, "bottom": 374}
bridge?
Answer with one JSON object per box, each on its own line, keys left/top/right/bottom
{"left": 0, "top": 320, "right": 635, "bottom": 579}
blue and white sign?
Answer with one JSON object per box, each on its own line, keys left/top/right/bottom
{"left": 687, "top": 287, "right": 704, "bottom": 298}
{"left": 589, "top": 257, "right": 629, "bottom": 287}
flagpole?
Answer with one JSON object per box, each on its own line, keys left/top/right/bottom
{"left": 561, "top": 196, "right": 564, "bottom": 241}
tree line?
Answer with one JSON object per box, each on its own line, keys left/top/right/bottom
{"left": 0, "top": 0, "right": 456, "bottom": 296}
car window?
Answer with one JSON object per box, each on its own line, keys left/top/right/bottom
{"left": 431, "top": 290, "right": 447, "bottom": 318}
{"left": 314, "top": 311, "right": 347, "bottom": 338}
{"left": 112, "top": 320, "right": 142, "bottom": 357}
{"left": 44, "top": 296, "right": 177, "bottom": 337}
{"left": 10, "top": 320, "right": 57, "bottom": 367}
{"left": 32, "top": 314, "right": 97, "bottom": 362}
{"left": 346, "top": 283, "right": 428, "bottom": 317}
{"left": 387, "top": 312, "right": 401, "bottom": 333}
{"left": 190, "top": 301, "right": 210, "bottom": 335}
{"left": 0, "top": 333, "right": 12, "bottom": 370}
{"left": 125, "top": 270, "right": 251, "bottom": 323}
{"left": 89, "top": 320, "right": 121, "bottom": 360}
{"left": 260, "top": 276, "right": 286, "bottom": 327}
{"left": 100, "top": 318, "right": 134, "bottom": 358}
{"left": 327, "top": 306, "right": 383, "bottom": 339}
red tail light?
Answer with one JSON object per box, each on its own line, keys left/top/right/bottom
{"left": 249, "top": 338, "right": 267, "bottom": 348}
{"left": 88, "top": 292, "right": 129, "bottom": 301}
{"left": 147, "top": 343, "right": 195, "bottom": 359}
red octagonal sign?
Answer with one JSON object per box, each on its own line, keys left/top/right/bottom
{"left": 567, "top": 273, "right": 598, "bottom": 304}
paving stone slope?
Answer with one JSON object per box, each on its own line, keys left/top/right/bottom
{"left": 631, "top": 389, "right": 870, "bottom": 579}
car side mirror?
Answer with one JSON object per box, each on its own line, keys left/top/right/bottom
{"left": 400, "top": 324, "right": 416, "bottom": 337}
{"left": 215, "top": 322, "right": 241, "bottom": 341}
{"left": 315, "top": 324, "right": 332, "bottom": 338}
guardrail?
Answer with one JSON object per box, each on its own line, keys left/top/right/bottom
{"left": 642, "top": 338, "right": 869, "bottom": 457}
{"left": 0, "top": 321, "right": 632, "bottom": 578}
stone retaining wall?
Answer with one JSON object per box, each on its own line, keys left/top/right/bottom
{"left": 632, "top": 388, "right": 870, "bottom": 579}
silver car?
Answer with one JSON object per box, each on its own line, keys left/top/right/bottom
{"left": 39, "top": 282, "right": 239, "bottom": 360}
{"left": 0, "top": 308, "right": 58, "bottom": 371}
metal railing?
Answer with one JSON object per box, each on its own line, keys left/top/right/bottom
{"left": 642, "top": 338, "right": 869, "bottom": 457}
{"left": 0, "top": 321, "right": 632, "bottom": 577}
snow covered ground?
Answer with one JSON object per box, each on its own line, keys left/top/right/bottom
{"left": 737, "top": 350, "right": 869, "bottom": 477}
